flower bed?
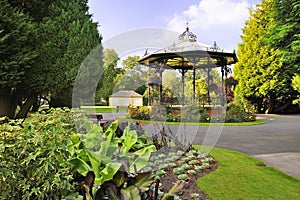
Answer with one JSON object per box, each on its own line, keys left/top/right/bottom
{"left": 1, "top": 108, "right": 243, "bottom": 199}
{"left": 128, "top": 103, "right": 256, "bottom": 123}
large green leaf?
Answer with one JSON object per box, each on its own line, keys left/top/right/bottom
{"left": 121, "top": 127, "right": 138, "bottom": 153}
{"left": 86, "top": 150, "right": 102, "bottom": 177}
{"left": 120, "top": 173, "right": 153, "bottom": 200}
{"left": 84, "top": 124, "right": 103, "bottom": 150}
{"left": 130, "top": 145, "right": 156, "bottom": 173}
{"left": 112, "top": 171, "right": 128, "bottom": 187}
{"left": 121, "top": 185, "right": 140, "bottom": 200}
{"left": 67, "top": 139, "right": 75, "bottom": 156}
{"left": 103, "top": 120, "right": 118, "bottom": 141}
{"left": 69, "top": 157, "right": 90, "bottom": 176}
{"left": 94, "top": 162, "right": 122, "bottom": 185}
{"left": 133, "top": 172, "right": 154, "bottom": 192}
{"left": 98, "top": 139, "right": 118, "bottom": 159}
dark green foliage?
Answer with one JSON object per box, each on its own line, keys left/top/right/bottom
{"left": 0, "top": 0, "right": 37, "bottom": 118}
{"left": 266, "top": 0, "right": 300, "bottom": 112}
{"left": 0, "top": 0, "right": 102, "bottom": 117}
{"left": 35, "top": 0, "right": 101, "bottom": 108}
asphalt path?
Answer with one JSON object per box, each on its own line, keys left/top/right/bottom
{"left": 103, "top": 113, "right": 300, "bottom": 179}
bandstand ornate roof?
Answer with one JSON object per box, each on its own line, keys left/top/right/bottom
{"left": 138, "top": 25, "right": 238, "bottom": 69}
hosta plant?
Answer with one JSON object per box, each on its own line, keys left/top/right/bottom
{"left": 69, "top": 120, "right": 157, "bottom": 199}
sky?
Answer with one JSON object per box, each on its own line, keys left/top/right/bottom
{"left": 88, "top": 0, "right": 261, "bottom": 55}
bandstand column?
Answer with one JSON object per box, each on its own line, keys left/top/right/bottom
{"left": 193, "top": 67, "right": 196, "bottom": 102}
{"left": 221, "top": 65, "right": 225, "bottom": 106}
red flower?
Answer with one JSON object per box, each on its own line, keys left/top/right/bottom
{"left": 21, "top": 149, "right": 26, "bottom": 155}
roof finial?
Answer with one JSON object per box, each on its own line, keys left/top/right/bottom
{"left": 210, "top": 41, "right": 222, "bottom": 52}
{"left": 178, "top": 19, "right": 197, "bottom": 42}
{"left": 186, "top": 17, "right": 189, "bottom": 31}
{"left": 143, "top": 48, "right": 148, "bottom": 56}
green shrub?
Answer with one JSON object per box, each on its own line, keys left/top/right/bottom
{"left": 0, "top": 108, "right": 77, "bottom": 199}
{"left": 182, "top": 105, "right": 210, "bottom": 123}
{"left": 127, "top": 103, "right": 256, "bottom": 123}
{"left": 150, "top": 104, "right": 167, "bottom": 121}
{"left": 225, "top": 103, "right": 256, "bottom": 122}
{"left": 128, "top": 106, "right": 150, "bottom": 120}
{"left": 166, "top": 113, "right": 181, "bottom": 122}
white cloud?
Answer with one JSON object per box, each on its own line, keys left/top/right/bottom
{"left": 167, "top": 0, "right": 253, "bottom": 51}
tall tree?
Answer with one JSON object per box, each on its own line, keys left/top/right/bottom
{"left": 195, "top": 77, "right": 208, "bottom": 101}
{"left": 114, "top": 55, "right": 148, "bottom": 94}
{"left": 265, "top": 0, "right": 300, "bottom": 112}
{"left": 96, "top": 49, "right": 121, "bottom": 103}
{"left": 0, "top": 0, "right": 37, "bottom": 118}
{"left": 292, "top": 75, "right": 300, "bottom": 104}
{"left": 234, "top": 0, "right": 283, "bottom": 113}
{"left": 0, "top": 0, "right": 102, "bottom": 118}
{"left": 162, "top": 70, "right": 181, "bottom": 97}
{"left": 39, "top": 1, "right": 101, "bottom": 108}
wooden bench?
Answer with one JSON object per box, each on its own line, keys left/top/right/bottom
{"left": 86, "top": 113, "right": 108, "bottom": 129}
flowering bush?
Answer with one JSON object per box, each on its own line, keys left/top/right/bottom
{"left": 128, "top": 106, "right": 150, "bottom": 120}
{"left": 0, "top": 108, "right": 77, "bottom": 199}
{"left": 225, "top": 103, "right": 256, "bottom": 122}
{"left": 128, "top": 103, "right": 256, "bottom": 123}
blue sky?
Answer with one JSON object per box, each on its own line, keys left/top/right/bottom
{"left": 88, "top": 0, "right": 261, "bottom": 53}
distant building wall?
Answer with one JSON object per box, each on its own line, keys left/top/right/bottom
{"left": 109, "top": 97, "right": 143, "bottom": 106}
{"left": 109, "top": 90, "right": 143, "bottom": 107}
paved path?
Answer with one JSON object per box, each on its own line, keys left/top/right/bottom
{"left": 105, "top": 113, "right": 300, "bottom": 179}
{"left": 212, "top": 114, "right": 300, "bottom": 179}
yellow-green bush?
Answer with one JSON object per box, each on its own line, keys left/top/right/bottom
{"left": 0, "top": 108, "right": 77, "bottom": 199}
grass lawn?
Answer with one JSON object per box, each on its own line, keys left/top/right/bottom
{"left": 194, "top": 146, "right": 300, "bottom": 199}
{"left": 80, "top": 106, "right": 128, "bottom": 113}
{"left": 117, "top": 115, "right": 266, "bottom": 126}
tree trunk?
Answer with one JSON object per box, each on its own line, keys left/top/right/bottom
{"left": 0, "top": 90, "right": 18, "bottom": 118}
{"left": 15, "top": 93, "right": 38, "bottom": 119}
{"left": 31, "top": 96, "right": 40, "bottom": 112}
{"left": 265, "top": 94, "right": 275, "bottom": 114}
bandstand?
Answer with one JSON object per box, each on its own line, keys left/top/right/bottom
{"left": 138, "top": 24, "right": 238, "bottom": 106}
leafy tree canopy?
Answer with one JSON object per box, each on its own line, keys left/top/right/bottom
{"left": 234, "top": 0, "right": 299, "bottom": 113}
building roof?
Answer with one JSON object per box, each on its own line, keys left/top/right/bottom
{"left": 138, "top": 24, "right": 237, "bottom": 69}
{"left": 110, "top": 90, "right": 142, "bottom": 98}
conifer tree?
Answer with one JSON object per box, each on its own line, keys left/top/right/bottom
{"left": 234, "top": 0, "right": 283, "bottom": 113}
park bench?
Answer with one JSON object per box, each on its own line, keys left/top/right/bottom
{"left": 86, "top": 113, "right": 108, "bottom": 130}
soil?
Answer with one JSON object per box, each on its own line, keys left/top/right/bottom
{"left": 149, "top": 148, "right": 218, "bottom": 200}
{"left": 159, "top": 161, "right": 218, "bottom": 200}
{"left": 161, "top": 162, "right": 218, "bottom": 200}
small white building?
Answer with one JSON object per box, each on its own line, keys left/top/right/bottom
{"left": 109, "top": 90, "right": 143, "bottom": 107}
